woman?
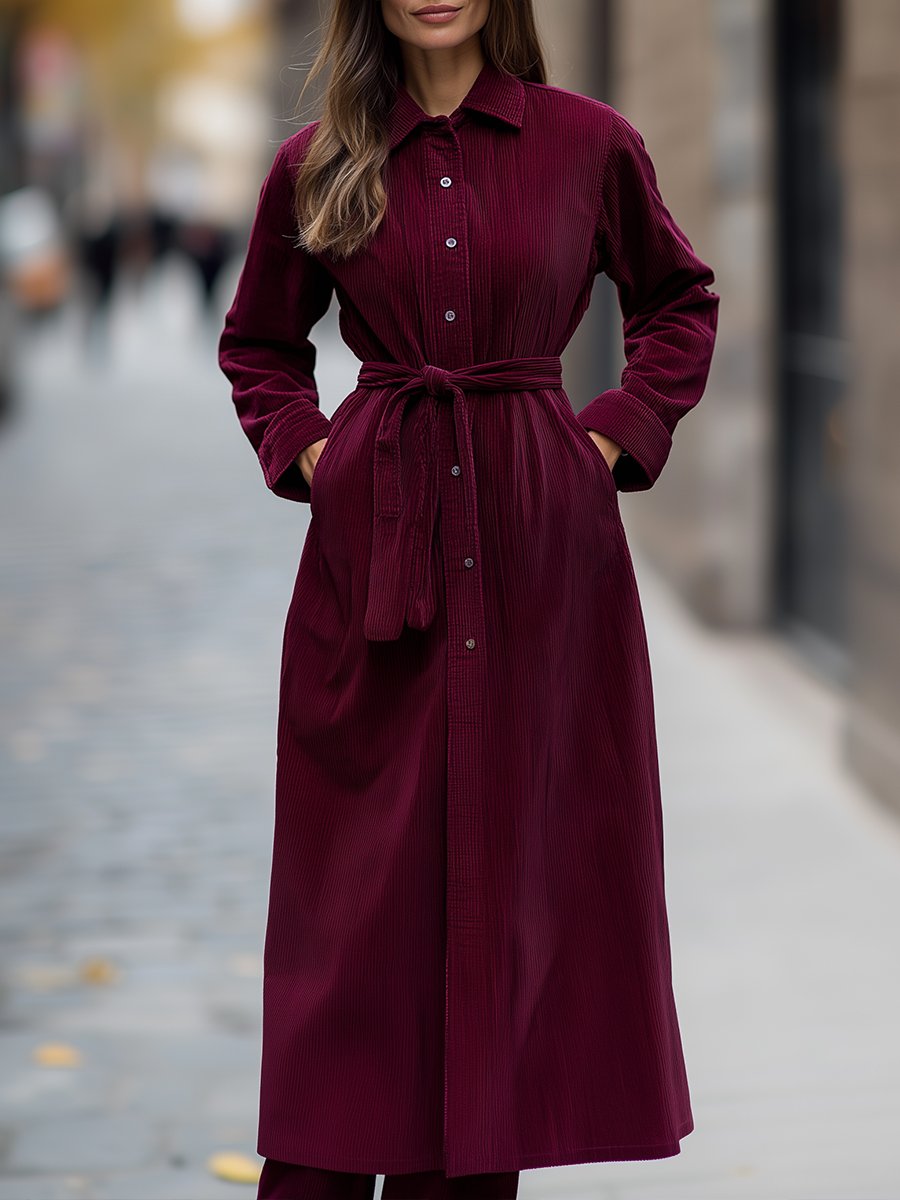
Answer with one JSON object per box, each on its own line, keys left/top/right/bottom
{"left": 219, "top": 1, "right": 719, "bottom": 1197}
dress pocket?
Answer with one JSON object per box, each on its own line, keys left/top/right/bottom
{"left": 308, "top": 386, "right": 369, "bottom": 520}
{"left": 552, "top": 392, "right": 618, "bottom": 502}
{"left": 575, "top": 421, "right": 617, "bottom": 488}
{"left": 309, "top": 430, "right": 336, "bottom": 516}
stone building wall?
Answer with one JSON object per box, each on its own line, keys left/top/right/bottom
{"left": 597, "top": 0, "right": 774, "bottom": 625}
{"left": 840, "top": 0, "right": 900, "bottom": 812}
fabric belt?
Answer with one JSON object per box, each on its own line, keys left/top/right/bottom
{"left": 355, "top": 355, "right": 564, "bottom": 642}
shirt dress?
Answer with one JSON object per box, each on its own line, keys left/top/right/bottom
{"left": 218, "top": 57, "right": 720, "bottom": 1180}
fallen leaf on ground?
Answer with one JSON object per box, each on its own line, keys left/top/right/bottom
{"left": 33, "top": 1042, "right": 82, "bottom": 1067}
{"left": 79, "top": 956, "right": 121, "bottom": 985}
{"left": 207, "top": 1151, "right": 262, "bottom": 1184}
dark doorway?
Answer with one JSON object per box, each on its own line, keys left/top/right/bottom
{"left": 773, "top": 0, "right": 848, "bottom": 679}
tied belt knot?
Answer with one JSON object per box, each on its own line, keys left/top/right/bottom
{"left": 355, "top": 355, "right": 563, "bottom": 642}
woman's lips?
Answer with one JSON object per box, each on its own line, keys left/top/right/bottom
{"left": 413, "top": 6, "right": 462, "bottom": 23}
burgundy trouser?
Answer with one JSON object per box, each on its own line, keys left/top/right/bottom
{"left": 257, "top": 1158, "right": 520, "bottom": 1199}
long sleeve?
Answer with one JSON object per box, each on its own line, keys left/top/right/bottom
{"left": 577, "top": 106, "right": 720, "bottom": 492}
{"left": 218, "top": 132, "right": 334, "bottom": 503}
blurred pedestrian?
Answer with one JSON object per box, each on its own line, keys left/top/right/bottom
{"left": 66, "top": 171, "right": 123, "bottom": 360}
{"left": 177, "top": 217, "right": 233, "bottom": 327}
{"left": 219, "top": 2, "right": 719, "bottom": 1197}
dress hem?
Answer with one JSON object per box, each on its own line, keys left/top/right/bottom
{"left": 257, "top": 1115, "right": 694, "bottom": 1178}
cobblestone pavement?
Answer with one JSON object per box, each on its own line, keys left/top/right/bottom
{"left": 2, "top": 266, "right": 899, "bottom": 1200}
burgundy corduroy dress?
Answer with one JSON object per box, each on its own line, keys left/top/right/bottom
{"left": 218, "top": 58, "right": 719, "bottom": 1180}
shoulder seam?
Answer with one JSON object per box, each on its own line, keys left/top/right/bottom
{"left": 592, "top": 106, "right": 617, "bottom": 253}
{"left": 522, "top": 79, "right": 622, "bottom": 119}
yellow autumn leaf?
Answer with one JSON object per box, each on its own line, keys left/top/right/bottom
{"left": 207, "top": 1151, "right": 262, "bottom": 1184}
{"left": 33, "top": 1042, "right": 82, "bottom": 1067}
{"left": 78, "top": 957, "right": 120, "bottom": 985}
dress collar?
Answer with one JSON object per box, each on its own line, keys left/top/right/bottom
{"left": 386, "top": 57, "right": 526, "bottom": 151}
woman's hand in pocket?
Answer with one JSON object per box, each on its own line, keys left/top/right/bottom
{"left": 586, "top": 430, "right": 622, "bottom": 473}
{"left": 297, "top": 438, "right": 328, "bottom": 488}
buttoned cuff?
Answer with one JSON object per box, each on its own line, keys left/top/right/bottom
{"left": 576, "top": 388, "right": 672, "bottom": 492}
{"left": 259, "top": 401, "right": 333, "bottom": 503}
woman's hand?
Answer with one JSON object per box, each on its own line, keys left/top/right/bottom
{"left": 297, "top": 438, "right": 328, "bottom": 488}
{"left": 586, "top": 430, "right": 623, "bottom": 472}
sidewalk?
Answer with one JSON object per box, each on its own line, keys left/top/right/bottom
{"left": 1, "top": 268, "right": 898, "bottom": 1200}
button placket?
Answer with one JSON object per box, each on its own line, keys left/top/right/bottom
{"left": 425, "top": 125, "right": 490, "bottom": 1172}
{"left": 425, "top": 125, "right": 488, "bottom": 1171}
{"left": 431, "top": 131, "right": 469, "bottom": 348}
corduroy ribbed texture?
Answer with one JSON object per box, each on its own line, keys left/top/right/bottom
{"left": 218, "top": 57, "right": 719, "bottom": 1180}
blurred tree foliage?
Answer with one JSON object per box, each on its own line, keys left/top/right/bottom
{"left": 2, "top": 0, "right": 266, "bottom": 200}
{"left": 25, "top": 0, "right": 189, "bottom": 138}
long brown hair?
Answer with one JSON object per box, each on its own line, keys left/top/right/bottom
{"left": 293, "top": 0, "right": 547, "bottom": 260}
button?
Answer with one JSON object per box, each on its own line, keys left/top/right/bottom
{"left": 445, "top": 237, "right": 457, "bottom": 248}
{"left": 451, "top": 465, "right": 461, "bottom": 476}
{"left": 440, "top": 176, "right": 452, "bottom": 187}
{"left": 464, "top": 557, "right": 474, "bottom": 568}
{"left": 444, "top": 309, "right": 456, "bottom": 321}
{"left": 465, "top": 637, "right": 476, "bottom": 650}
